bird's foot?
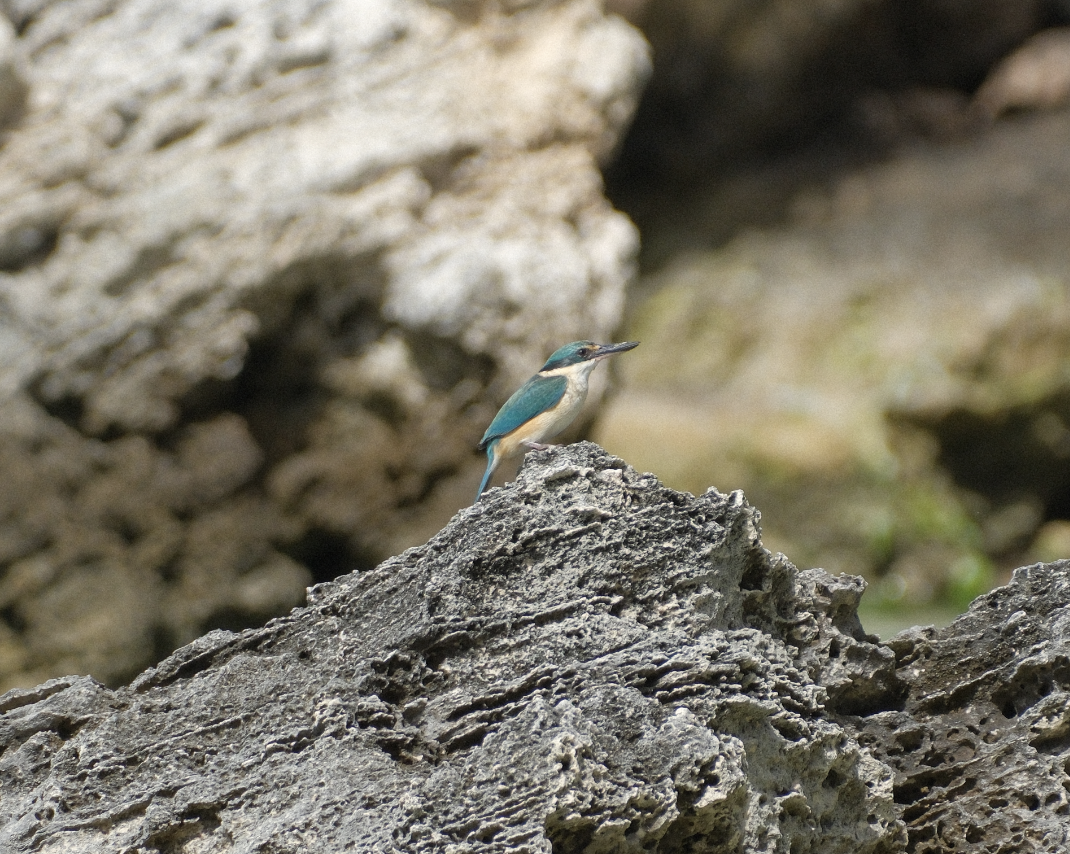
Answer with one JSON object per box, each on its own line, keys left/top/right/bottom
{"left": 522, "top": 441, "right": 553, "bottom": 451}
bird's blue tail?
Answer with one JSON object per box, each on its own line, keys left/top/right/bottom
{"left": 476, "top": 441, "right": 498, "bottom": 501}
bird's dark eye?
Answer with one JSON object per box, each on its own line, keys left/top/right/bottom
{"left": 578, "top": 347, "right": 589, "bottom": 357}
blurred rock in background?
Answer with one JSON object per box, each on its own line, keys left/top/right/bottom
{"left": 607, "top": 0, "right": 1061, "bottom": 261}
{"left": 599, "top": 110, "right": 1070, "bottom": 616}
{"left": 598, "top": 0, "right": 1070, "bottom": 632}
{"left": 0, "top": 0, "right": 649, "bottom": 691}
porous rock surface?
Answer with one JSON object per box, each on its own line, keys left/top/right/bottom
{"left": 0, "top": 443, "right": 906, "bottom": 853}
{"left": 0, "top": 0, "right": 649, "bottom": 689}
{"left": 861, "top": 562, "right": 1070, "bottom": 852}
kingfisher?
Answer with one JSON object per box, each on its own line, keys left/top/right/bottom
{"left": 476, "top": 340, "right": 639, "bottom": 500}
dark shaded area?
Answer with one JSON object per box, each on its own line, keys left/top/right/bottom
{"left": 939, "top": 404, "right": 1070, "bottom": 516}
{"left": 606, "top": 0, "right": 1069, "bottom": 268}
{"left": 0, "top": 223, "right": 57, "bottom": 271}
{"left": 0, "top": 251, "right": 397, "bottom": 691}
{"left": 27, "top": 386, "right": 85, "bottom": 432}
{"left": 0, "top": 1, "right": 43, "bottom": 35}
{"left": 891, "top": 392, "right": 1070, "bottom": 538}
{"left": 174, "top": 252, "right": 393, "bottom": 584}
{"left": 181, "top": 251, "right": 387, "bottom": 464}
{"left": 284, "top": 526, "right": 377, "bottom": 583}
{"left": 185, "top": 318, "right": 330, "bottom": 465}
{"left": 405, "top": 330, "right": 495, "bottom": 394}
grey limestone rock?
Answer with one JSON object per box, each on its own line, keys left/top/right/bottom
{"left": 0, "top": 0, "right": 646, "bottom": 432}
{"left": 0, "top": 443, "right": 905, "bottom": 852}
{"left": 0, "top": 0, "right": 649, "bottom": 688}
{"left": 861, "top": 561, "right": 1070, "bottom": 853}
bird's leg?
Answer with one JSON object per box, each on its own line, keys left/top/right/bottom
{"left": 522, "top": 441, "right": 553, "bottom": 451}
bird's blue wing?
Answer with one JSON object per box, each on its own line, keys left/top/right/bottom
{"left": 479, "top": 374, "right": 567, "bottom": 449}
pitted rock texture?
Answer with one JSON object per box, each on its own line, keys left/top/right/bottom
{"left": 0, "top": 443, "right": 905, "bottom": 853}
{"left": 0, "top": 0, "right": 649, "bottom": 689}
{"left": 860, "top": 562, "right": 1070, "bottom": 853}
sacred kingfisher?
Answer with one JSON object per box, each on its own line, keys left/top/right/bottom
{"left": 476, "top": 340, "right": 639, "bottom": 500}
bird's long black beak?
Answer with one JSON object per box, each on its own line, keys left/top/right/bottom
{"left": 592, "top": 341, "right": 639, "bottom": 359}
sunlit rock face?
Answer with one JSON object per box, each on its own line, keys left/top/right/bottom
{"left": 0, "top": 444, "right": 906, "bottom": 853}
{"left": 3, "top": 443, "right": 1068, "bottom": 852}
{"left": 0, "top": 0, "right": 649, "bottom": 690}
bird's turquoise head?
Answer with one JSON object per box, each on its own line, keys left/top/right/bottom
{"left": 539, "top": 340, "right": 639, "bottom": 372}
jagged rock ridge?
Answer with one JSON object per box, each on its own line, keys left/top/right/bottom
{"left": 0, "top": 443, "right": 904, "bottom": 853}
